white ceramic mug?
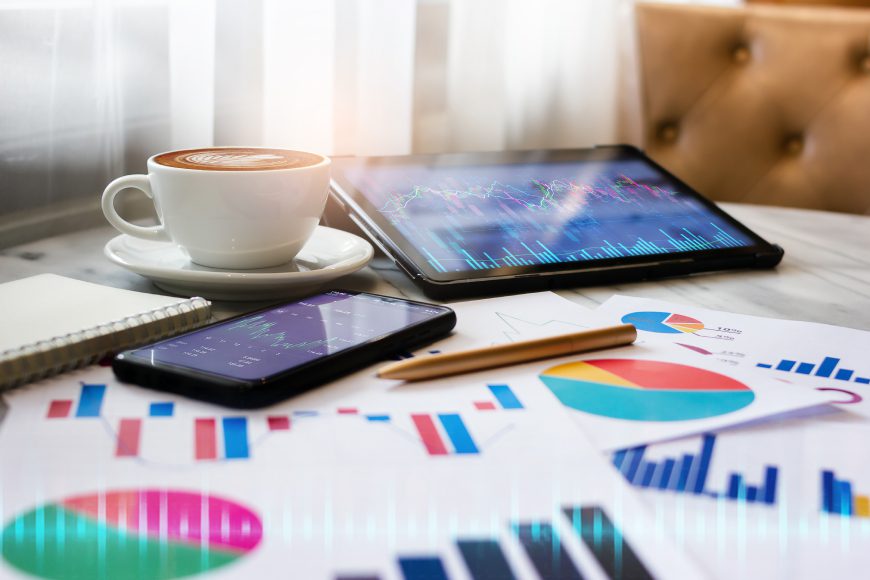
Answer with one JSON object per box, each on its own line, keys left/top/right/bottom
{"left": 102, "top": 147, "right": 331, "bottom": 269}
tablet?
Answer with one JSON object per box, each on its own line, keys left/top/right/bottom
{"left": 329, "top": 145, "right": 783, "bottom": 299}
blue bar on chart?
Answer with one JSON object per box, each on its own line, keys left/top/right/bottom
{"left": 438, "top": 414, "right": 479, "bottom": 454}
{"left": 727, "top": 474, "right": 745, "bottom": 499}
{"left": 691, "top": 435, "right": 716, "bottom": 493}
{"left": 776, "top": 360, "right": 796, "bottom": 371}
{"left": 822, "top": 470, "right": 836, "bottom": 513}
{"left": 488, "top": 384, "right": 524, "bottom": 409}
{"left": 365, "top": 415, "right": 391, "bottom": 422}
{"left": 562, "top": 505, "right": 654, "bottom": 580}
{"left": 796, "top": 362, "right": 814, "bottom": 375}
{"left": 456, "top": 540, "right": 517, "bottom": 580}
{"left": 397, "top": 557, "right": 449, "bottom": 580}
{"left": 672, "top": 454, "right": 694, "bottom": 491}
{"left": 222, "top": 417, "right": 250, "bottom": 459}
{"left": 149, "top": 402, "right": 174, "bottom": 417}
{"left": 816, "top": 357, "right": 839, "bottom": 378}
{"left": 627, "top": 450, "right": 643, "bottom": 481}
{"left": 75, "top": 384, "right": 106, "bottom": 417}
{"left": 762, "top": 466, "right": 778, "bottom": 504}
{"left": 639, "top": 463, "right": 656, "bottom": 487}
{"left": 612, "top": 434, "right": 779, "bottom": 505}
{"left": 513, "top": 522, "right": 583, "bottom": 580}
{"left": 656, "top": 459, "right": 677, "bottom": 490}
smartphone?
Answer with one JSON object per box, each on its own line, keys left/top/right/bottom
{"left": 112, "top": 290, "right": 456, "bottom": 408}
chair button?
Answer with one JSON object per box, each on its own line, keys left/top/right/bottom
{"left": 784, "top": 136, "right": 804, "bottom": 156}
{"left": 732, "top": 45, "right": 751, "bottom": 65}
{"left": 658, "top": 123, "right": 679, "bottom": 143}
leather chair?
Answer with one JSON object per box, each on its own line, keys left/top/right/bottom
{"left": 631, "top": 2, "right": 870, "bottom": 213}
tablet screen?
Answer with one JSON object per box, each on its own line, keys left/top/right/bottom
{"left": 337, "top": 152, "right": 754, "bottom": 275}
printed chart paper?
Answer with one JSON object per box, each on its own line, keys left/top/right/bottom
{"left": 0, "top": 293, "right": 706, "bottom": 580}
{"left": 0, "top": 371, "right": 699, "bottom": 580}
{"left": 405, "top": 293, "right": 830, "bottom": 452}
{"left": 607, "top": 421, "right": 870, "bottom": 580}
{"left": 526, "top": 342, "right": 831, "bottom": 451}
{"left": 593, "top": 295, "right": 870, "bottom": 421}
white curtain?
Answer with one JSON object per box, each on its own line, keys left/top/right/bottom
{"left": 0, "top": 0, "right": 736, "bottom": 218}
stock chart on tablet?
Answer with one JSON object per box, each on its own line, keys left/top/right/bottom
{"left": 346, "top": 159, "right": 753, "bottom": 273}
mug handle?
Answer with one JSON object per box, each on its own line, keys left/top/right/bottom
{"left": 101, "top": 175, "right": 169, "bottom": 241}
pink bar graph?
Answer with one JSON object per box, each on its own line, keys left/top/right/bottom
{"left": 411, "top": 414, "right": 448, "bottom": 456}
{"left": 474, "top": 401, "right": 496, "bottom": 411}
{"left": 47, "top": 400, "right": 73, "bottom": 419}
{"left": 267, "top": 416, "right": 290, "bottom": 431}
{"left": 115, "top": 419, "right": 141, "bottom": 457}
{"left": 195, "top": 418, "right": 218, "bottom": 460}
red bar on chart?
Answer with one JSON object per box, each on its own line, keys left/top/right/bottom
{"left": 267, "top": 416, "right": 291, "bottom": 431}
{"left": 46, "top": 400, "right": 73, "bottom": 419}
{"left": 195, "top": 418, "right": 218, "bottom": 460}
{"left": 411, "top": 414, "right": 448, "bottom": 456}
{"left": 474, "top": 401, "right": 497, "bottom": 411}
{"left": 115, "top": 419, "right": 141, "bottom": 457}
{"left": 337, "top": 408, "right": 358, "bottom": 414}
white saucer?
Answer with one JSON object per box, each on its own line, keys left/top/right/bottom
{"left": 104, "top": 226, "right": 374, "bottom": 301}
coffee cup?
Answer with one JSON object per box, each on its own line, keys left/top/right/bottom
{"left": 102, "top": 147, "right": 330, "bottom": 269}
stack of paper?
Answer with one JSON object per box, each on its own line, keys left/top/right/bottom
{"left": 586, "top": 295, "right": 870, "bottom": 579}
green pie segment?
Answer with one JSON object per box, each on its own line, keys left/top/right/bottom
{"left": 539, "top": 359, "right": 755, "bottom": 422}
{"left": 2, "top": 490, "right": 262, "bottom": 580}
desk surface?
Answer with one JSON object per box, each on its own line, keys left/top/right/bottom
{"left": 2, "top": 203, "right": 869, "bottom": 579}
{"left": 2, "top": 203, "right": 869, "bottom": 329}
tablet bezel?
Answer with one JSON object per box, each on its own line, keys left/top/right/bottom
{"left": 329, "top": 145, "right": 782, "bottom": 294}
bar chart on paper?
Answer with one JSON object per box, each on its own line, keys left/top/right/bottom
{"left": 757, "top": 356, "right": 870, "bottom": 385}
{"left": 822, "top": 470, "right": 870, "bottom": 518}
{"left": 41, "top": 381, "right": 528, "bottom": 465}
{"left": 44, "top": 383, "right": 295, "bottom": 464}
{"left": 411, "top": 413, "right": 479, "bottom": 456}
{"left": 335, "top": 505, "right": 654, "bottom": 580}
{"left": 539, "top": 359, "right": 755, "bottom": 421}
{"left": 474, "top": 384, "right": 525, "bottom": 411}
{"left": 612, "top": 434, "right": 779, "bottom": 505}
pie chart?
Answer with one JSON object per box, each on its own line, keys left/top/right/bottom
{"left": 1, "top": 489, "right": 262, "bottom": 580}
{"left": 621, "top": 311, "right": 704, "bottom": 334}
{"left": 539, "top": 359, "right": 754, "bottom": 421}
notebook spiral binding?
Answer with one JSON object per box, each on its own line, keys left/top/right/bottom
{"left": 0, "top": 297, "right": 211, "bottom": 390}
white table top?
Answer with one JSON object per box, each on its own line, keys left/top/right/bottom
{"left": 2, "top": 203, "right": 869, "bottom": 329}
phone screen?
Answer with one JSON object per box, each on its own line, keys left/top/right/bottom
{"left": 130, "top": 291, "right": 448, "bottom": 381}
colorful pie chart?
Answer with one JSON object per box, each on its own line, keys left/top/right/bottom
{"left": 1, "top": 489, "right": 262, "bottom": 580}
{"left": 621, "top": 311, "right": 705, "bottom": 334}
{"left": 539, "top": 359, "right": 754, "bottom": 421}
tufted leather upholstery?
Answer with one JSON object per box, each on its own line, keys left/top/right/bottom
{"left": 633, "top": 2, "right": 870, "bottom": 213}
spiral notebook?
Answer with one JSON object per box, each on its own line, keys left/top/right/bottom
{"left": 0, "top": 274, "right": 212, "bottom": 390}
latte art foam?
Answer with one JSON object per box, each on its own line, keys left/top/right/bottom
{"left": 185, "top": 153, "right": 286, "bottom": 168}
{"left": 154, "top": 148, "right": 322, "bottom": 171}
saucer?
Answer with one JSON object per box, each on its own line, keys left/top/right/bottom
{"left": 104, "top": 226, "right": 374, "bottom": 301}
